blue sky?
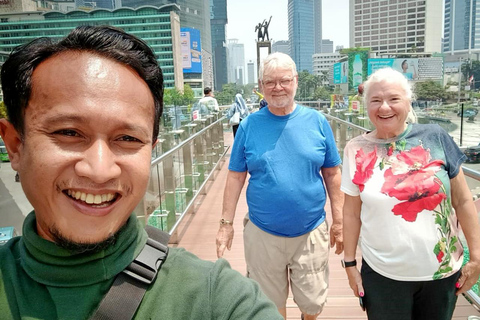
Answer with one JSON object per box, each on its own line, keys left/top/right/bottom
{"left": 226, "top": 0, "right": 350, "bottom": 62}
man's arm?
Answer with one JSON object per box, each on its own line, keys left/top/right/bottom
{"left": 216, "top": 170, "right": 247, "bottom": 258}
{"left": 321, "top": 165, "right": 344, "bottom": 254}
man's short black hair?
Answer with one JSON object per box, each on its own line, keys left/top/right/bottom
{"left": 204, "top": 87, "right": 212, "bottom": 95}
{"left": 1, "top": 25, "right": 164, "bottom": 143}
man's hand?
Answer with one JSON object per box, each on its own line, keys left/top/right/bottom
{"left": 456, "top": 260, "right": 480, "bottom": 295}
{"left": 330, "top": 221, "right": 343, "bottom": 254}
{"left": 216, "top": 224, "right": 234, "bottom": 258}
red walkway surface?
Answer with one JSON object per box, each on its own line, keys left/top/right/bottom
{"left": 173, "top": 132, "right": 478, "bottom": 319}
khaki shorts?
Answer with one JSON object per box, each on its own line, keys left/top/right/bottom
{"left": 243, "top": 217, "right": 330, "bottom": 315}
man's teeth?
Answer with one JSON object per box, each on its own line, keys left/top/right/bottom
{"left": 67, "top": 190, "right": 115, "bottom": 204}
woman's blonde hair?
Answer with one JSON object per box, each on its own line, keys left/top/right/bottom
{"left": 363, "top": 67, "right": 417, "bottom": 123}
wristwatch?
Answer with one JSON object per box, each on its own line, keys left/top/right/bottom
{"left": 220, "top": 218, "right": 233, "bottom": 225}
{"left": 341, "top": 259, "right": 357, "bottom": 268}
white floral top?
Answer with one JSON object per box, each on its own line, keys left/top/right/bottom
{"left": 341, "top": 123, "right": 466, "bottom": 281}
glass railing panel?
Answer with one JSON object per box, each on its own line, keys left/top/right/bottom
{"left": 137, "top": 115, "right": 228, "bottom": 239}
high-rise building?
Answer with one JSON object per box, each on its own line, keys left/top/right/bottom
{"left": 443, "top": 0, "right": 480, "bottom": 54}
{"left": 0, "top": 5, "right": 183, "bottom": 89}
{"left": 210, "top": 0, "right": 228, "bottom": 91}
{"left": 247, "top": 60, "right": 255, "bottom": 84}
{"left": 312, "top": 52, "right": 343, "bottom": 78}
{"left": 349, "top": 0, "right": 442, "bottom": 54}
{"left": 321, "top": 39, "right": 333, "bottom": 53}
{"left": 120, "top": 0, "right": 213, "bottom": 85}
{"left": 120, "top": 0, "right": 211, "bottom": 53}
{"left": 75, "top": 0, "right": 119, "bottom": 10}
{"left": 0, "top": 0, "right": 37, "bottom": 13}
{"left": 288, "top": 0, "right": 322, "bottom": 73}
{"left": 227, "top": 39, "right": 245, "bottom": 85}
{"left": 272, "top": 40, "right": 290, "bottom": 55}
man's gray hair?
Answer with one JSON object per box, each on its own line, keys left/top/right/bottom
{"left": 258, "top": 52, "right": 298, "bottom": 81}
{"left": 363, "top": 67, "right": 417, "bottom": 123}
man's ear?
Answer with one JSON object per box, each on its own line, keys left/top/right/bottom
{"left": 152, "top": 138, "right": 159, "bottom": 149}
{"left": 0, "top": 119, "right": 23, "bottom": 171}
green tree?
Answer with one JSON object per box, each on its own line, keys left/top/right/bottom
{"left": 339, "top": 47, "right": 370, "bottom": 55}
{"left": 296, "top": 71, "right": 321, "bottom": 100}
{"left": 414, "top": 81, "right": 446, "bottom": 101}
{"left": 182, "top": 84, "right": 195, "bottom": 106}
{"left": 462, "top": 60, "right": 480, "bottom": 91}
{"left": 0, "top": 101, "right": 7, "bottom": 119}
{"left": 163, "top": 85, "right": 195, "bottom": 106}
{"left": 313, "top": 86, "right": 331, "bottom": 101}
{"left": 215, "top": 83, "right": 238, "bottom": 105}
{"left": 163, "top": 87, "right": 183, "bottom": 106}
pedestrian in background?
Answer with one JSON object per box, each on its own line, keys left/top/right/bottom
{"left": 226, "top": 93, "right": 249, "bottom": 138}
{"left": 199, "top": 86, "right": 219, "bottom": 112}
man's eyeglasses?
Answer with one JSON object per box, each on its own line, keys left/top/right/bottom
{"left": 262, "top": 78, "right": 294, "bottom": 89}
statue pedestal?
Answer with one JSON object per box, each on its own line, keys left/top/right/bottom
{"left": 256, "top": 41, "right": 272, "bottom": 76}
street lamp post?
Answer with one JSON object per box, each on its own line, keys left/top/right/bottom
{"left": 458, "top": 57, "right": 462, "bottom": 107}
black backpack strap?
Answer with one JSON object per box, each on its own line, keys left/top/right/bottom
{"left": 90, "top": 226, "right": 170, "bottom": 320}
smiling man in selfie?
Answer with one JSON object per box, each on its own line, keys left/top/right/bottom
{"left": 0, "top": 25, "right": 282, "bottom": 319}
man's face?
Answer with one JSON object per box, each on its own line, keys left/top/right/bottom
{"left": 1, "top": 51, "right": 155, "bottom": 245}
{"left": 262, "top": 67, "right": 298, "bottom": 111}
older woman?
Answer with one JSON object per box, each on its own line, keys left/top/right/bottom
{"left": 341, "top": 67, "right": 480, "bottom": 319}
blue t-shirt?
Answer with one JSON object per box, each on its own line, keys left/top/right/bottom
{"left": 229, "top": 105, "right": 341, "bottom": 237}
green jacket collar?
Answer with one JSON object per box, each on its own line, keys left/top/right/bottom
{"left": 19, "top": 212, "right": 147, "bottom": 287}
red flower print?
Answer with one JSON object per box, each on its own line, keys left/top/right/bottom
{"left": 391, "top": 145, "right": 445, "bottom": 174}
{"left": 381, "top": 145, "right": 446, "bottom": 222}
{"left": 436, "top": 251, "right": 444, "bottom": 263}
{"left": 391, "top": 192, "right": 447, "bottom": 222}
{"left": 352, "top": 147, "right": 377, "bottom": 192}
{"left": 387, "top": 145, "right": 394, "bottom": 156}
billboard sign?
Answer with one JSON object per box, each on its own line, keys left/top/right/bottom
{"left": 348, "top": 51, "right": 369, "bottom": 90}
{"left": 333, "top": 61, "right": 348, "bottom": 84}
{"left": 180, "top": 28, "right": 202, "bottom": 74}
{"left": 368, "top": 58, "right": 419, "bottom": 80}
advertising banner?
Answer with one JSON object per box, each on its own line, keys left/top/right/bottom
{"left": 180, "top": 28, "right": 202, "bottom": 74}
{"left": 348, "top": 51, "right": 369, "bottom": 90}
{"left": 368, "top": 58, "right": 419, "bottom": 80}
{"left": 333, "top": 61, "right": 348, "bottom": 84}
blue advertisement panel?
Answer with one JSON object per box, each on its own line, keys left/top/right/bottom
{"left": 180, "top": 28, "right": 202, "bottom": 74}
{"left": 368, "top": 58, "right": 419, "bottom": 80}
{"left": 333, "top": 61, "right": 348, "bottom": 84}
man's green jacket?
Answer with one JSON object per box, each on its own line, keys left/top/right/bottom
{"left": 0, "top": 212, "right": 282, "bottom": 319}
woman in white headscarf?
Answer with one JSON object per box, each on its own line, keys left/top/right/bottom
{"left": 227, "top": 93, "right": 250, "bottom": 138}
